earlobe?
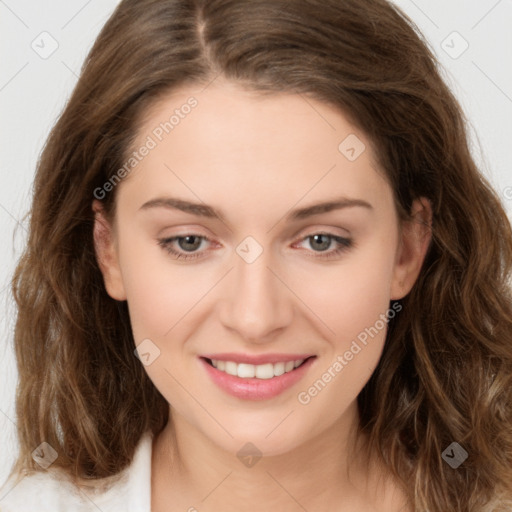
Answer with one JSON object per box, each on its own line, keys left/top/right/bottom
{"left": 390, "top": 198, "right": 432, "bottom": 300}
{"left": 92, "top": 200, "right": 127, "bottom": 301}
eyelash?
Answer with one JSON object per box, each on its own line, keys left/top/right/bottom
{"left": 157, "top": 232, "right": 353, "bottom": 261}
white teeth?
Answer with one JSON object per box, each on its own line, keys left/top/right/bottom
{"left": 225, "top": 361, "right": 238, "bottom": 376}
{"left": 273, "top": 362, "right": 285, "bottom": 376}
{"left": 210, "top": 358, "right": 306, "bottom": 379}
{"left": 285, "top": 361, "right": 295, "bottom": 372}
{"left": 237, "top": 363, "right": 255, "bottom": 378}
{"left": 255, "top": 363, "right": 274, "bottom": 379}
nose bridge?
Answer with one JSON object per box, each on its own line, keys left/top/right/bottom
{"left": 218, "top": 242, "right": 293, "bottom": 341}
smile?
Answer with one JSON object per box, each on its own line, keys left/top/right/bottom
{"left": 208, "top": 358, "right": 306, "bottom": 379}
{"left": 200, "top": 355, "right": 316, "bottom": 400}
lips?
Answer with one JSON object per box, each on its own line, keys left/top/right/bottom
{"left": 200, "top": 352, "right": 314, "bottom": 365}
{"left": 199, "top": 354, "right": 316, "bottom": 401}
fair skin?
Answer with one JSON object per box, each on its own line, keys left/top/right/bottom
{"left": 93, "top": 79, "right": 431, "bottom": 512}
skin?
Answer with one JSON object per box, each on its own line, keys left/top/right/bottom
{"left": 93, "top": 78, "right": 432, "bottom": 512}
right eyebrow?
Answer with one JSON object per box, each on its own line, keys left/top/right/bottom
{"left": 139, "top": 197, "right": 221, "bottom": 219}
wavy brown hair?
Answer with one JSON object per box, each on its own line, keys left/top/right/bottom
{"left": 6, "top": 0, "right": 512, "bottom": 510}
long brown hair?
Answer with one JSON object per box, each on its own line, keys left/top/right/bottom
{"left": 8, "top": 0, "right": 512, "bottom": 510}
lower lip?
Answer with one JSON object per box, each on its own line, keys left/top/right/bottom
{"left": 200, "top": 357, "right": 315, "bottom": 401}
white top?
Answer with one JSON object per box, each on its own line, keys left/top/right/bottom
{"left": 0, "top": 432, "right": 153, "bottom": 512}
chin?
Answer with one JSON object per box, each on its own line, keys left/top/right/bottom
{"left": 206, "top": 416, "right": 311, "bottom": 459}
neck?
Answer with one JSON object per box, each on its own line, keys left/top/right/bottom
{"left": 151, "top": 401, "right": 405, "bottom": 512}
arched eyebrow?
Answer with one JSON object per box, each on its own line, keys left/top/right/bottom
{"left": 140, "top": 197, "right": 220, "bottom": 218}
{"left": 139, "top": 196, "right": 373, "bottom": 222}
{"left": 290, "top": 198, "right": 373, "bottom": 219}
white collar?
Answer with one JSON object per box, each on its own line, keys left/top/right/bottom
{"left": 0, "top": 431, "right": 153, "bottom": 512}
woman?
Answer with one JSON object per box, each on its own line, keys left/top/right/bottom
{"left": 1, "top": 0, "right": 511, "bottom": 510}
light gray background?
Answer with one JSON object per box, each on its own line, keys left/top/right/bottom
{"left": 1, "top": 0, "right": 511, "bottom": 485}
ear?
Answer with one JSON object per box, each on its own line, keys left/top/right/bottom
{"left": 390, "top": 197, "right": 432, "bottom": 300}
{"left": 92, "top": 200, "right": 127, "bottom": 301}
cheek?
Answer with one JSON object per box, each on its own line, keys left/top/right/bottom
{"left": 333, "top": 255, "right": 395, "bottom": 338}
{"left": 290, "top": 233, "right": 397, "bottom": 408}
{"left": 116, "top": 233, "right": 200, "bottom": 343}
{"left": 289, "top": 231, "right": 397, "bottom": 344}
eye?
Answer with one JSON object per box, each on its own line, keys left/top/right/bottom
{"left": 158, "top": 235, "right": 211, "bottom": 260}
{"left": 295, "top": 233, "right": 353, "bottom": 259}
{"left": 175, "top": 235, "right": 203, "bottom": 252}
{"left": 157, "top": 232, "right": 353, "bottom": 262}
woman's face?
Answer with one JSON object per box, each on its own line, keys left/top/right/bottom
{"left": 94, "top": 79, "right": 429, "bottom": 457}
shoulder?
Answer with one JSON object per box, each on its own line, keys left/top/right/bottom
{"left": 0, "top": 432, "right": 153, "bottom": 512}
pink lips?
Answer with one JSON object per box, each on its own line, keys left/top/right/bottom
{"left": 199, "top": 354, "right": 316, "bottom": 401}
{"left": 201, "top": 352, "right": 314, "bottom": 365}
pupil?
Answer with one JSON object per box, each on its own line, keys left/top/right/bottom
{"left": 179, "top": 236, "right": 201, "bottom": 251}
{"left": 311, "top": 234, "right": 331, "bottom": 251}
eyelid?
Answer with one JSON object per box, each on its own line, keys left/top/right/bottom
{"left": 291, "top": 232, "right": 353, "bottom": 258}
{"left": 157, "top": 229, "right": 353, "bottom": 262}
{"left": 292, "top": 224, "right": 352, "bottom": 240}
{"left": 157, "top": 234, "right": 214, "bottom": 261}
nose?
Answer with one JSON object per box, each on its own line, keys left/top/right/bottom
{"left": 218, "top": 249, "right": 294, "bottom": 343}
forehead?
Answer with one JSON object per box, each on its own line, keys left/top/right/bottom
{"left": 118, "top": 80, "right": 393, "bottom": 218}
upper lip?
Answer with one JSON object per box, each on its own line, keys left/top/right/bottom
{"left": 201, "top": 353, "right": 315, "bottom": 365}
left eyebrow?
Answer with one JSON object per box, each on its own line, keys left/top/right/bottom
{"left": 287, "top": 198, "right": 373, "bottom": 220}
